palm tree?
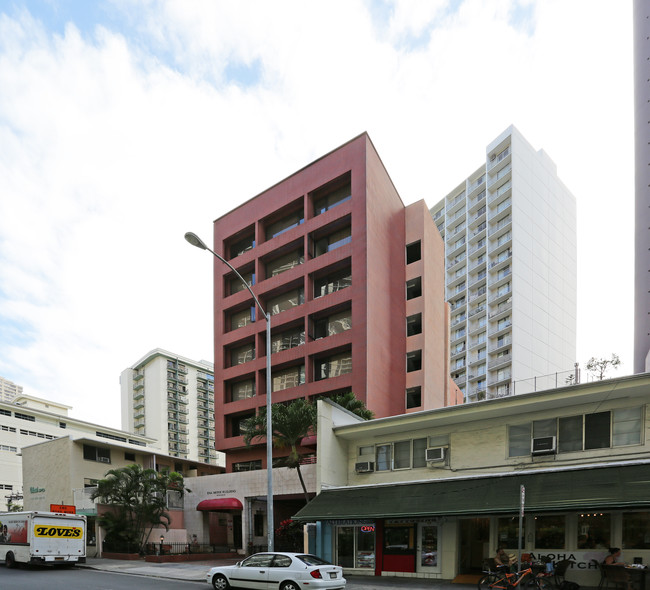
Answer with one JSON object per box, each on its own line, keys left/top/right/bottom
{"left": 326, "top": 391, "right": 374, "bottom": 420}
{"left": 91, "top": 464, "right": 187, "bottom": 554}
{"left": 242, "top": 399, "right": 316, "bottom": 503}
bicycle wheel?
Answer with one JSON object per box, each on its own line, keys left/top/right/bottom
{"left": 478, "top": 573, "right": 498, "bottom": 590}
{"left": 532, "top": 576, "right": 553, "bottom": 590}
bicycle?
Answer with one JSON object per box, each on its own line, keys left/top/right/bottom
{"left": 478, "top": 564, "right": 553, "bottom": 590}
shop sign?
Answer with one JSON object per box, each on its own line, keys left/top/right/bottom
{"left": 330, "top": 519, "right": 375, "bottom": 526}
{"left": 207, "top": 489, "right": 237, "bottom": 497}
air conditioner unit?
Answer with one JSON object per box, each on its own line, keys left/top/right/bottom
{"left": 425, "top": 447, "right": 446, "bottom": 463}
{"left": 531, "top": 436, "right": 556, "bottom": 455}
{"left": 98, "top": 456, "right": 111, "bottom": 463}
{"left": 355, "top": 461, "right": 374, "bottom": 474}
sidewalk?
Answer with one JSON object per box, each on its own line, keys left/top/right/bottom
{"left": 79, "top": 557, "right": 477, "bottom": 588}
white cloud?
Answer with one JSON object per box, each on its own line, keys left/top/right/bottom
{"left": 0, "top": 0, "right": 634, "bottom": 426}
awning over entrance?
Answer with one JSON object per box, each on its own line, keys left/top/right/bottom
{"left": 293, "top": 464, "right": 650, "bottom": 520}
{"left": 197, "top": 498, "right": 243, "bottom": 511}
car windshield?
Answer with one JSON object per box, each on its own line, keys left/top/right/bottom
{"left": 296, "top": 554, "right": 332, "bottom": 566}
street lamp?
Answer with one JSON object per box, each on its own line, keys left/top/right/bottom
{"left": 184, "top": 231, "right": 274, "bottom": 551}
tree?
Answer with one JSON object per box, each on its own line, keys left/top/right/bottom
{"left": 242, "top": 398, "right": 316, "bottom": 503}
{"left": 91, "top": 464, "right": 186, "bottom": 554}
{"left": 326, "top": 391, "right": 374, "bottom": 420}
{"left": 586, "top": 354, "right": 621, "bottom": 381}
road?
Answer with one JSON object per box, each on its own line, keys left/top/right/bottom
{"left": 1, "top": 567, "right": 203, "bottom": 590}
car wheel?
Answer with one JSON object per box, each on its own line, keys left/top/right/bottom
{"left": 5, "top": 552, "right": 16, "bottom": 569}
{"left": 212, "top": 574, "right": 230, "bottom": 590}
{"left": 280, "top": 582, "right": 300, "bottom": 590}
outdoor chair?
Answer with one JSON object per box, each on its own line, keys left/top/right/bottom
{"left": 554, "top": 559, "right": 576, "bottom": 588}
{"left": 591, "top": 559, "right": 608, "bottom": 590}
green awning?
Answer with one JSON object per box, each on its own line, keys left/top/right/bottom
{"left": 293, "top": 464, "right": 650, "bottom": 520}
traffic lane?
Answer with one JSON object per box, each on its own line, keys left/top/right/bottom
{"left": 0, "top": 566, "right": 203, "bottom": 590}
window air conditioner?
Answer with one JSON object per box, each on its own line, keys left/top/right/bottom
{"left": 531, "top": 436, "right": 556, "bottom": 455}
{"left": 355, "top": 461, "right": 374, "bottom": 474}
{"left": 98, "top": 456, "right": 111, "bottom": 463}
{"left": 425, "top": 447, "right": 446, "bottom": 463}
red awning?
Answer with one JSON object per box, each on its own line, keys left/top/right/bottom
{"left": 196, "top": 498, "right": 243, "bottom": 511}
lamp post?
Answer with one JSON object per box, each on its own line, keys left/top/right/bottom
{"left": 184, "top": 231, "right": 274, "bottom": 551}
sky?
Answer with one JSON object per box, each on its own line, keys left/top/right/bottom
{"left": 0, "top": 0, "right": 634, "bottom": 429}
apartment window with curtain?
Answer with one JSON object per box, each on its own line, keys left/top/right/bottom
{"left": 265, "top": 210, "right": 304, "bottom": 240}
{"left": 267, "top": 288, "right": 304, "bottom": 316}
{"left": 314, "top": 182, "right": 351, "bottom": 215}
{"left": 230, "top": 379, "right": 255, "bottom": 402}
{"left": 230, "top": 342, "right": 255, "bottom": 366}
{"left": 229, "top": 269, "right": 255, "bottom": 295}
{"left": 315, "top": 351, "right": 352, "bottom": 380}
{"left": 228, "top": 233, "right": 255, "bottom": 259}
{"left": 272, "top": 365, "right": 305, "bottom": 391}
{"left": 270, "top": 326, "right": 305, "bottom": 353}
{"left": 314, "top": 267, "right": 351, "bottom": 298}
{"left": 266, "top": 249, "right": 304, "bottom": 278}
{"left": 313, "top": 310, "right": 351, "bottom": 339}
{"left": 314, "top": 226, "right": 352, "bottom": 257}
{"left": 230, "top": 307, "right": 255, "bottom": 331}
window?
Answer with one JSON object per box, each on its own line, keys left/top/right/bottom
{"left": 535, "top": 514, "right": 565, "bottom": 549}
{"left": 577, "top": 513, "right": 610, "bottom": 549}
{"left": 407, "top": 314, "right": 422, "bottom": 336}
{"left": 316, "top": 352, "right": 352, "bottom": 380}
{"left": 376, "top": 444, "right": 391, "bottom": 471}
{"left": 314, "top": 182, "right": 351, "bottom": 215}
{"left": 230, "top": 413, "right": 253, "bottom": 437}
{"left": 97, "top": 432, "right": 127, "bottom": 442}
{"left": 613, "top": 407, "right": 643, "bottom": 446}
{"left": 393, "top": 441, "right": 411, "bottom": 469}
{"left": 125, "top": 452, "right": 136, "bottom": 462}
{"left": 585, "top": 412, "right": 610, "bottom": 449}
{"left": 230, "top": 342, "right": 255, "bottom": 366}
{"left": 314, "top": 226, "right": 351, "bottom": 256}
{"left": 497, "top": 282, "right": 511, "bottom": 297}
{"left": 267, "top": 288, "right": 304, "bottom": 316}
{"left": 497, "top": 232, "right": 511, "bottom": 247}
{"left": 406, "top": 386, "right": 421, "bottom": 409}
{"left": 14, "top": 412, "right": 35, "bottom": 422}
{"left": 622, "top": 512, "right": 650, "bottom": 549}
{"left": 230, "top": 307, "right": 254, "bottom": 331}
{"left": 406, "top": 350, "right": 422, "bottom": 372}
{"left": 230, "top": 379, "right": 255, "bottom": 402}
{"left": 367, "top": 439, "right": 432, "bottom": 471}
{"left": 271, "top": 327, "right": 305, "bottom": 353}
{"left": 313, "top": 310, "right": 351, "bottom": 339}
{"left": 497, "top": 266, "right": 511, "bottom": 280}
{"left": 314, "top": 267, "right": 351, "bottom": 297}
{"left": 83, "top": 444, "right": 111, "bottom": 464}
{"left": 406, "top": 241, "right": 421, "bottom": 264}
{"left": 233, "top": 460, "right": 262, "bottom": 472}
{"left": 498, "top": 516, "right": 525, "bottom": 549}
{"left": 336, "top": 525, "right": 376, "bottom": 569}
{"left": 272, "top": 365, "right": 305, "bottom": 391}
{"left": 266, "top": 249, "right": 304, "bottom": 278}
{"left": 508, "top": 423, "right": 531, "bottom": 457}
{"left": 0, "top": 409, "right": 10, "bottom": 417}
{"left": 229, "top": 270, "right": 255, "bottom": 295}
{"left": 406, "top": 277, "right": 422, "bottom": 300}
{"left": 265, "top": 210, "right": 304, "bottom": 240}
{"left": 229, "top": 234, "right": 255, "bottom": 259}
{"left": 477, "top": 347, "right": 486, "bottom": 360}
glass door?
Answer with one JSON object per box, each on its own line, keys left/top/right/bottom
{"left": 417, "top": 523, "right": 440, "bottom": 573}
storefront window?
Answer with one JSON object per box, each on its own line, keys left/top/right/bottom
{"left": 534, "top": 515, "right": 565, "bottom": 549}
{"left": 497, "top": 516, "right": 525, "bottom": 549}
{"left": 421, "top": 525, "right": 438, "bottom": 567}
{"left": 577, "top": 513, "right": 610, "bottom": 549}
{"left": 336, "top": 525, "right": 375, "bottom": 568}
{"left": 622, "top": 512, "right": 650, "bottom": 549}
{"left": 384, "top": 524, "right": 414, "bottom": 555}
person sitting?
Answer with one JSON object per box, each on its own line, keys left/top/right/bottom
{"left": 604, "top": 547, "right": 626, "bottom": 566}
{"left": 495, "top": 547, "right": 516, "bottom": 570}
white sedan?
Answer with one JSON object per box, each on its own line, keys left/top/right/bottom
{"left": 206, "top": 552, "right": 346, "bottom": 590}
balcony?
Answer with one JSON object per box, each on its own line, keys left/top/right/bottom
{"left": 489, "top": 250, "right": 512, "bottom": 270}
{"left": 467, "top": 175, "right": 486, "bottom": 198}
{"left": 446, "top": 207, "right": 465, "bottom": 225}
{"left": 468, "top": 303, "right": 486, "bottom": 318}
{"left": 468, "top": 272, "right": 487, "bottom": 290}
{"left": 468, "top": 240, "right": 487, "bottom": 257}
{"left": 488, "top": 372, "right": 511, "bottom": 386}
{"left": 446, "top": 255, "right": 466, "bottom": 272}
{"left": 468, "top": 337, "right": 487, "bottom": 351}
{"left": 447, "top": 238, "right": 466, "bottom": 259}
{"left": 133, "top": 369, "right": 144, "bottom": 381}
{"left": 133, "top": 380, "right": 144, "bottom": 391}
{"left": 469, "top": 319, "right": 487, "bottom": 335}
{"left": 487, "top": 146, "right": 510, "bottom": 171}
{"left": 450, "top": 298, "right": 467, "bottom": 312}
{"left": 491, "top": 285, "right": 512, "bottom": 305}
{"left": 446, "top": 191, "right": 466, "bottom": 213}
{"left": 489, "top": 299, "right": 512, "bottom": 319}
{"left": 450, "top": 344, "right": 466, "bottom": 359}
{"left": 488, "top": 215, "right": 512, "bottom": 238}
{"left": 489, "top": 320, "right": 512, "bottom": 337}
{"left": 468, "top": 354, "right": 487, "bottom": 366}
{"left": 468, "top": 285, "right": 487, "bottom": 303}
{"left": 490, "top": 352, "right": 512, "bottom": 369}
{"left": 133, "top": 390, "right": 144, "bottom": 400}
{"left": 489, "top": 337, "right": 512, "bottom": 353}
{"left": 487, "top": 163, "right": 511, "bottom": 188}
{"left": 451, "top": 314, "right": 467, "bottom": 327}
{"left": 468, "top": 189, "right": 487, "bottom": 212}
{"left": 133, "top": 399, "right": 144, "bottom": 410}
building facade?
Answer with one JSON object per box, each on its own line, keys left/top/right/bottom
{"left": 0, "top": 393, "right": 157, "bottom": 512}
{"left": 429, "top": 126, "right": 577, "bottom": 402}
{"left": 120, "top": 349, "right": 224, "bottom": 467}
{"left": 634, "top": 0, "right": 650, "bottom": 373}
{"left": 21, "top": 434, "right": 220, "bottom": 556}
{"left": 296, "top": 375, "right": 650, "bottom": 585}
{"left": 211, "top": 133, "right": 460, "bottom": 473}
{"left": 0, "top": 376, "right": 23, "bottom": 403}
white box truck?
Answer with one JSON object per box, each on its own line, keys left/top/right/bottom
{"left": 0, "top": 511, "right": 86, "bottom": 567}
